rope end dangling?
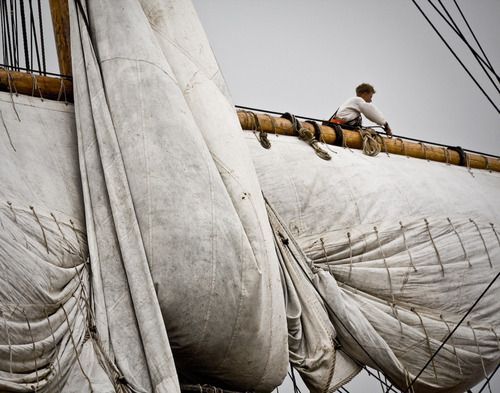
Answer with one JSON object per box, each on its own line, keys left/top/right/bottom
{"left": 281, "top": 111, "right": 331, "bottom": 161}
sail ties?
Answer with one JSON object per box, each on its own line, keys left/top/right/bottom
{"left": 447, "top": 218, "right": 471, "bottom": 267}
{"left": 281, "top": 112, "right": 331, "bottom": 160}
{"left": 468, "top": 321, "right": 493, "bottom": 393}
{"left": 411, "top": 308, "right": 439, "bottom": 383}
{"left": 374, "top": 226, "right": 395, "bottom": 303}
{"left": 239, "top": 110, "right": 271, "bottom": 149}
{"left": 424, "top": 218, "right": 445, "bottom": 276}
{"left": 439, "top": 314, "right": 463, "bottom": 375}
{"left": 359, "top": 128, "right": 382, "bottom": 157}
{"left": 469, "top": 219, "right": 493, "bottom": 268}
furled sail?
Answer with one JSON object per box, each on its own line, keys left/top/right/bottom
{"left": 69, "top": 0, "right": 288, "bottom": 391}
{"left": 0, "top": 92, "right": 114, "bottom": 392}
{"left": 246, "top": 133, "right": 500, "bottom": 393}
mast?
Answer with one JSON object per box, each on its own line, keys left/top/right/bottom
{"left": 49, "top": 0, "right": 71, "bottom": 76}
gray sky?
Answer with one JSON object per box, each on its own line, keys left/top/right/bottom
{"left": 193, "top": 0, "right": 499, "bottom": 156}
{"left": 191, "top": 1, "right": 499, "bottom": 392}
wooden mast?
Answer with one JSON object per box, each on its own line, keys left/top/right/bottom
{"left": 238, "top": 110, "right": 500, "bottom": 172}
{"left": 49, "top": 0, "right": 72, "bottom": 77}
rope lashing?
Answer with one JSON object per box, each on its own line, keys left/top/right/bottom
{"left": 448, "top": 145, "right": 467, "bottom": 166}
{"left": 243, "top": 110, "right": 271, "bottom": 149}
{"left": 323, "top": 122, "right": 344, "bottom": 147}
{"left": 281, "top": 112, "right": 331, "bottom": 160}
{"left": 440, "top": 314, "right": 463, "bottom": 375}
{"left": 305, "top": 119, "right": 337, "bottom": 157}
{"left": 359, "top": 128, "right": 381, "bottom": 156}
{"left": 305, "top": 120, "right": 322, "bottom": 141}
{"left": 411, "top": 307, "right": 439, "bottom": 383}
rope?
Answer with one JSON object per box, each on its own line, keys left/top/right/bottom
{"left": 359, "top": 128, "right": 381, "bottom": 157}
{"left": 411, "top": 0, "right": 500, "bottom": 114}
{"left": 468, "top": 321, "right": 492, "bottom": 393}
{"left": 477, "top": 363, "right": 500, "bottom": 393}
{"left": 250, "top": 110, "right": 271, "bottom": 149}
{"left": 439, "top": 314, "right": 463, "bottom": 375}
{"left": 411, "top": 308, "right": 438, "bottom": 383}
{"left": 429, "top": 0, "right": 500, "bottom": 92}
{"left": 306, "top": 120, "right": 337, "bottom": 158}
{"left": 282, "top": 112, "right": 331, "bottom": 160}
{"left": 37, "top": 0, "right": 45, "bottom": 74}
{"left": 297, "top": 127, "right": 332, "bottom": 160}
{"left": 265, "top": 197, "right": 401, "bottom": 391}
{"left": 374, "top": 226, "right": 395, "bottom": 303}
{"left": 386, "top": 270, "right": 500, "bottom": 393}
{"left": 447, "top": 218, "right": 471, "bottom": 267}
{"left": 469, "top": 219, "right": 492, "bottom": 268}
{"left": 424, "top": 218, "right": 444, "bottom": 276}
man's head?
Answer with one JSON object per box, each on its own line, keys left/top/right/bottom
{"left": 356, "top": 83, "right": 376, "bottom": 103}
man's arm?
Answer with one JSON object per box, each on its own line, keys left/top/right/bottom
{"left": 357, "top": 101, "right": 386, "bottom": 125}
{"left": 357, "top": 100, "right": 392, "bottom": 137}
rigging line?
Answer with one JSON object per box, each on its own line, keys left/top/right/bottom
{"left": 235, "top": 104, "right": 500, "bottom": 159}
{"left": 411, "top": 0, "right": 499, "bottom": 115}
{"left": 477, "top": 363, "right": 500, "bottom": 393}
{"left": 28, "top": 0, "right": 31, "bottom": 69}
{"left": 384, "top": 270, "right": 500, "bottom": 393}
{"left": 12, "top": 0, "right": 18, "bottom": 70}
{"left": 37, "top": 0, "right": 44, "bottom": 74}
{"left": 433, "top": 0, "right": 498, "bottom": 78}
{"left": 5, "top": 0, "right": 14, "bottom": 68}
{"left": 453, "top": 0, "right": 496, "bottom": 76}
{"left": 266, "top": 198, "right": 401, "bottom": 393}
{"left": 428, "top": 0, "right": 500, "bottom": 94}
{"left": 18, "top": 0, "right": 28, "bottom": 70}
{"left": 28, "top": 0, "right": 41, "bottom": 72}
{"left": 2, "top": 0, "right": 9, "bottom": 65}
{"left": 1, "top": 1, "right": 6, "bottom": 64}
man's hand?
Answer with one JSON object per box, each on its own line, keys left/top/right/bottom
{"left": 384, "top": 122, "right": 393, "bottom": 138}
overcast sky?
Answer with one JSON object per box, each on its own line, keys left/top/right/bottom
{"left": 192, "top": 0, "right": 499, "bottom": 157}
{"left": 191, "top": 1, "right": 499, "bottom": 392}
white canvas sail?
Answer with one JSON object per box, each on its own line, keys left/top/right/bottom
{"left": 69, "top": 0, "right": 288, "bottom": 391}
{"left": 0, "top": 92, "right": 114, "bottom": 392}
{"left": 246, "top": 133, "right": 500, "bottom": 392}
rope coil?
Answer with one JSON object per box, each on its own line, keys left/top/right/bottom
{"left": 359, "top": 128, "right": 381, "bottom": 157}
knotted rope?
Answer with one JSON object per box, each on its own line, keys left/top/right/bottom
{"left": 240, "top": 110, "right": 271, "bottom": 149}
{"left": 282, "top": 112, "right": 331, "bottom": 160}
{"left": 359, "top": 128, "right": 382, "bottom": 156}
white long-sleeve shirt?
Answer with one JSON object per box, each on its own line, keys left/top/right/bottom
{"left": 336, "top": 96, "right": 387, "bottom": 126}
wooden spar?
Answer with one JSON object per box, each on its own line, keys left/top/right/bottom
{"left": 49, "top": 0, "right": 72, "bottom": 76}
{"left": 0, "top": 67, "right": 497, "bottom": 174}
{"left": 0, "top": 69, "right": 73, "bottom": 101}
{"left": 238, "top": 110, "right": 500, "bottom": 173}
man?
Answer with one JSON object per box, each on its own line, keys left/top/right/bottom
{"left": 329, "top": 83, "right": 393, "bottom": 137}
